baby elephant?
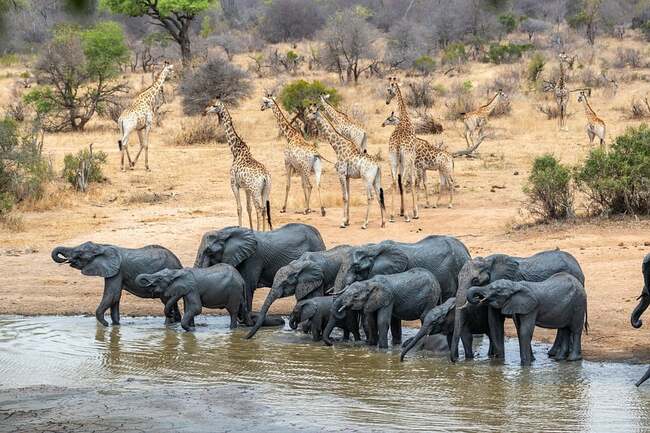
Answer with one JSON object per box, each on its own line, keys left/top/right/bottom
{"left": 333, "top": 268, "right": 441, "bottom": 348}
{"left": 136, "top": 264, "right": 250, "bottom": 331}
{"left": 291, "top": 296, "right": 361, "bottom": 342}
{"left": 467, "top": 272, "right": 588, "bottom": 366}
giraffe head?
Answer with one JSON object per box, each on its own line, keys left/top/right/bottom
{"left": 158, "top": 61, "right": 175, "bottom": 82}
{"left": 260, "top": 94, "right": 274, "bottom": 111}
{"left": 576, "top": 89, "right": 591, "bottom": 103}
{"left": 304, "top": 103, "right": 321, "bottom": 121}
{"left": 381, "top": 111, "right": 399, "bottom": 127}
{"left": 204, "top": 99, "right": 226, "bottom": 118}
{"left": 385, "top": 77, "right": 399, "bottom": 105}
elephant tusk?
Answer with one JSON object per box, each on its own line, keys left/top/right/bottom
{"left": 337, "top": 305, "right": 347, "bottom": 313}
{"left": 458, "top": 301, "right": 469, "bottom": 310}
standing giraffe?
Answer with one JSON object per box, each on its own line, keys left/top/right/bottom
{"left": 385, "top": 77, "right": 418, "bottom": 222}
{"left": 382, "top": 112, "right": 455, "bottom": 208}
{"left": 461, "top": 89, "right": 507, "bottom": 148}
{"left": 204, "top": 100, "right": 272, "bottom": 231}
{"left": 117, "top": 62, "right": 173, "bottom": 171}
{"left": 261, "top": 96, "right": 326, "bottom": 216}
{"left": 544, "top": 52, "right": 574, "bottom": 131}
{"left": 577, "top": 90, "right": 606, "bottom": 149}
{"left": 306, "top": 104, "right": 385, "bottom": 229}
{"left": 318, "top": 94, "right": 368, "bottom": 152}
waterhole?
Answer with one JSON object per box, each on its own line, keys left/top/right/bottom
{"left": 1, "top": 315, "right": 649, "bottom": 432}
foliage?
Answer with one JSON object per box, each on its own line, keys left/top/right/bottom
{"left": 0, "top": 117, "right": 52, "bottom": 214}
{"left": 574, "top": 125, "right": 650, "bottom": 215}
{"left": 279, "top": 80, "right": 340, "bottom": 119}
{"left": 444, "top": 81, "right": 475, "bottom": 120}
{"left": 527, "top": 53, "right": 545, "bottom": 83}
{"left": 485, "top": 43, "right": 532, "bottom": 64}
{"left": 523, "top": 154, "right": 574, "bottom": 221}
{"left": 179, "top": 56, "right": 252, "bottom": 116}
{"left": 262, "top": 0, "right": 324, "bottom": 42}
{"left": 62, "top": 147, "right": 107, "bottom": 190}
{"left": 498, "top": 13, "right": 517, "bottom": 35}
{"left": 442, "top": 43, "right": 467, "bottom": 65}
{"left": 413, "top": 55, "right": 436, "bottom": 76}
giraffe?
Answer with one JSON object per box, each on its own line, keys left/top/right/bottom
{"left": 305, "top": 104, "right": 385, "bottom": 229}
{"left": 461, "top": 89, "right": 507, "bottom": 148}
{"left": 385, "top": 76, "right": 418, "bottom": 222}
{"left": 577, "top": 90, "right": 606, "bottom": 149}
{"left": 204, "top": 100, "right": 272, "bottom": 231}
{"left": 382, "top": 112, "right": 455, "bottom": 208}
{"left": 261, "top": 95, "right": 326, "bottom": 216}
{"left": 117, "top": 62, "right": 173, "bottom": 171}
{"left": 318, "top": 94, "right": 368, "bottom": 152}
{"left": 544, "top": 52, "right": 575, "bottom": 131}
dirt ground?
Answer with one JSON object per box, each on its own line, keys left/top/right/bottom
{"left": 1, "top": 36, "right": 650, "bottom": 362}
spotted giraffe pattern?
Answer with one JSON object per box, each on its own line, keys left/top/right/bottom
{"left": 382, "top": 112, "right": 455, "bottom": 208}
{"left": 577, "top": 90, "right": 606, "bottom": 149}
{"left": 306, "top": 104, "right": 385, "bottom": 229}
{"left": 462, "top": 89, "right": 506, "bottom": 148}
{"left": 319, "top": 94, "right": 368, "bottom": 152}
{"left": 385, "top": 77, "right": 418, "bottom": 222}
{"left": 118, "top": 63, "right": 173, "bottom": 171}
{"left": 261, "top": 96, "right": 326, "bottom": 216}
{"left": 205, "top": 100, "right": 272, "bottom": 231}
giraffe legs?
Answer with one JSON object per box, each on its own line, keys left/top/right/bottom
{"left": 410, "top": 167, "right": 419, "bottom": 220}
{"left": 120, "top": 134, "right": 133, "bottom": 172}
{"left": 338, "top": 174, "right": 350, "bottom": 228}
{"left": 422, "top": 170, "right": 432, "bottom": 208}
{"left": 313, "top": 157, "right": 326, "bottom": 216}
{"left": 232, "top": 183, "right": 243, "bottom": 227}
{"left": 281, "top": 165, "right": 292, "bottom": 213}
{"left": 388, "top": 152, "right": 399, "bottom": 222}
{"left": 373, "top": 172, "right": 386, "bottom": 228}
{"left": 132, "top": 129, "right": 145, "bottom": 169}
{"left": 301, "top": 175, "right": 312, "bottom": 214}
{"left": 245, "top": 191, "right": 255, "bottom": 230}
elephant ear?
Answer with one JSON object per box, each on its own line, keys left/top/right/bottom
{"left": 368, "top": 242, "right": 408, "bottom": 276}
{"left": 194, "top": 232, "right": 217, "bottom": 267}
{"left": 502, "top": 288, "right": 538, "bottom": 316}
{"left": 295, "top": 262, "right": 324, "bottom": 301}
{"left": 222, "top": 227, "right": 257, "bottom": 267}
{"left": 364, "top": 283, "right": 389, "bottom": 313}
{"left": 300, "top": 300, "right": 318, "bottom": 320}
{"left": 82, "top": 245, "right": 121, "bottom": 278}
{"left": 167, "top": 270, "right": 196, "bottom": 299}
{"left": 490, "top": 255, "right": 519, "bottom": 280}
{"left": 643, "top": 254, "right": 650, "bottom": 292}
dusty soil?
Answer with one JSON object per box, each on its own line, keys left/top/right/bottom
{"left": 1, "top": 36, "right": 650, "bottom": 362}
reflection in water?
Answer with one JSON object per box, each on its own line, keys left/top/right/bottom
{"left": 1, "top": 315, "right": 650, "bottom": 432}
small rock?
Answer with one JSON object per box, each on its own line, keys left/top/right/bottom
{"left": 644, "top": 241, "right": 650, "bottom": 246}
{"left": 513, "top": 171, "right": 519, "bottom": 176}
{"left": 618, "top": 242, "right": 625, "bottom": 246}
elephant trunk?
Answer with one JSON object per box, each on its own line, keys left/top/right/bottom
{"left": 322, "top": 311, "right": 338, "bottom": 346}
{"left": 631, "top": 292, "right": 650, "bottom": 329}
{"left": 637, "top": 366, "right": 650, "bottom": 387}
{"left": 51, "top": 246, "right": 72, "bottom": 263}
{"left": 450, "top": 265, "right": 473, "bottom": 362}
{"left": 245, "top": 288, "right": 279, "bottom": 339}
{"left": 400, "top": 322, "right": 433, "bottom": 362}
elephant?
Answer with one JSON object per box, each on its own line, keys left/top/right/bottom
{"left": 194, "top": 223, "right": 326, "bottom": 316}
{"left": 289, "top": 296, "right": 361, "bottom": 342}
{"left": 450, "top": 249, "right": 585, "bottom": 362}
{"left": 51, "top": 242, "right": 182, "bottom": 326}
{"left": 400, "top": 297, "right": 490, "bottom": 362}
{"left": 630, "top": 253, "right": 650, "bottom": 386}
{"left": 466, "top": 272, "right": 588, "bottom": 366}
{"left": 135, "top": 264, "right": 250, "bottom": 331}
{"left": 246, "top": 245, "right": 353, "bottom": 339}
{"left": 327, "top": 268, "right": 441, "bottom": 348}
{"left": 331, "top": 235, "right": 470, "bottom": 301}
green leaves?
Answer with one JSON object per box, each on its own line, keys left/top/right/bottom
{"left": 100, "top": 0, "right": 214, "bottom": 17}
{"left": 279, "top": 80, "right": 340, "bottom": 115}
{"left": 524, "top": 154, "right": 574, "bottom": 221}
{"left": 81, "top": 21, "right": 129, "bottom": 78}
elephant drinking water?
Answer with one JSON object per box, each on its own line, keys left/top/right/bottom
{"left": 630, "top": 253, "right": 650, "bottom": 386}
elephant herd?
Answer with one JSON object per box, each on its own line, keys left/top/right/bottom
{"left": 51, "top": 224, "right": 650, "bottom": 381}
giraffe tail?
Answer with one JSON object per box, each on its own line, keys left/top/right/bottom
{"left": 397, "top": 174, "right": 404, "bottom": 196}
{"left": 266, "top": 200, "right": 273, "bottom": 231}
{"left": 379, "top": 187, "right": 386, "bottom": 210}
{"left": 118, "top": 140, "right": 123, "bottom": 151}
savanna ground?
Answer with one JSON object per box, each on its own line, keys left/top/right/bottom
{"left": 1, "top": 35, "right": 649, "bottom": 363}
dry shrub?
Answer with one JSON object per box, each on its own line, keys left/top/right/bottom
{"left": 537, "top": 103, "right": 563, "bottom": 119}
{"left": 444, "top": 82, "right": 475, "bottom": 121}
{"left": 412, "top": 111, "right": 443, "bottom": 134}
{"left": 613, "top": 48, "right": 642, "bottom": 69}
{"left": 0, "top": 212, "right": 24, "bottom": 232}
{"left": 125, "top": 191, "right": 169, "bottom": 205}
{"left": 345, "top": 103, "right": 367, "bottom": 127}
{"left": 171, "top": 118, "right": 226, "bottom": 146}
{"left": 625, "top": 97, "right": 650, "bottom": 119}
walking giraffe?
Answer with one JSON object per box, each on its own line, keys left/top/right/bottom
{"left": 382, "top": 112, "right": 455, "bottom": 208}
{"left": 261, "top": 95, "right": 326, "bottom": 216}
{"left": 577, "top": 90, "right": 606, "bottom": 149}
{"left": 461, "top": 89, "right": 507, "bottom": 148}
{"left": 204, "top": 100, "right": 272, "bottom": 231}
{"left": 305, "top": 104, "right": 385, "bottom": 229}
{"left": 318, "top": 94, "right": 368, "bottom": 152}
{"left": 117, "top": 62, "right": 173, "bottom": 171}
{"left": 385, "top": 77, "right": 418, "bottom": 222}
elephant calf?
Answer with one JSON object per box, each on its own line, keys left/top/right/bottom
{"left": 290, "top": 296, "right": 361, "bottom": 342}
{"left": 331, "top": 268, "right": 441, "bottom": 348}
{"left": 51, "top": 242, "right": 182, "bottom": 326}
{"left": 136, "top": 264, "right": 250, "bottom": 331}
{"left": 467, "top": 272, "right": 588, "bottom": 366}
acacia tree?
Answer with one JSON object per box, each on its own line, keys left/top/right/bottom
{"left": 101, "top": 0, "right": 215, "bottom": 66}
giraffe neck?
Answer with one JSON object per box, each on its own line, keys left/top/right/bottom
{"left": 581, "top": 98, "right": 596, "bottom": 118}
{"left": 216, "top": 106, "right": 248, "bottom": 157}
{"left": 482, "top": 94, "right": 501, "bottom": 116}
{"left": 320, "top": 97, "right": 345, "bottom": 122}
{"left": 394, "top": 85, "right": 415, "bottom": 137}
{"left": 558, "top": 62, "right": 566, "bottom": 88}
{"left": 313, "top": 112, "right": 348, "bottom": 156}
{"left": 136, "top": 69, "right": 168, "bottom": 107}
{"left": 270, "top": 100, "right": 301, "bottom": 142}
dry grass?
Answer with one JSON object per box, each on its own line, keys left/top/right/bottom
{"left": 0, "top": 213, "right": 24, "bottom": 232}
{"left": 170, "top": 117, "right": 226, "bottom": 146}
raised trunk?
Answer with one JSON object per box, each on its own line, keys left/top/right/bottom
{"left": 51, "top": 246, "right": 73, "bottom": 263}
{"left": 400, "top": 324, "right": 431, "bottom": 361}
{"left": 245, "top": 289, "right": 279, "bottom": 339}
{"left": 631, "top": 293, "right": 650, "bottom": 329}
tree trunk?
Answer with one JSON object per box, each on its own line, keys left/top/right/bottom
{"left": 179, "top": 33, "right": 192, "bottom": 67}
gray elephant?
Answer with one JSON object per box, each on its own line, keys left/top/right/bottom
{"left": 135, "top": 264, "right": 250, "bottom": 331}
{"left": 51, "top": 242, "right": 182, "bottom": 326}
{"left": 246, "top": 245, "right": 353, "bottom": 339}
{"left": 630, "top": 253, "right": 650, "bottom": 386}
{"left": 450, "top": 250, "right": 585, "bottom": 362}
{"left": 194, "top": 223, "right": 326, "bottom": 315}
{"left": 289, "top": 296, "right": 361, "bottom": 342}
{"left": 327, "top": 268, "right": 441, "bottom": 348}
{"left": 400, "top": 297, "right": 490, "bottom": 361}
{"left": 467, "top": 272, "right": 588, "bottom": 366}
{"left": 331, "top": 235, "right": 470, "bottom": 301}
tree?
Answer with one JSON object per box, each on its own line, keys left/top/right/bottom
{"left": 262, "top": 0, "right": 324, "bottom": 43}
{"left": 567, "top": 0, "right": 602, "bottom": 45}
{"left": 101, "top": 0, "right": 215, "bottom": 66}
{"left": 279, "top": 80, "right": 340, "bottom": 133}
{"left": 24, "top": 22, "right": 129, "bottom": 132}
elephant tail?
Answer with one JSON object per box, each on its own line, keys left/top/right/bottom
{"left": 584, "top": 304, "right": 589, "bottom": 335}
{"left": 266, "top": 200, "right": 272, "bottom": 230}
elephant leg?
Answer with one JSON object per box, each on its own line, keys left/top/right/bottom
{"left": 110, "top": 299, "right": 120, "bottom": 326}
{"left": 460, "top": 328, "right": 474, "bottom": 360}
{"left": 390, "top": 316, "right": 402, "bottom": 346}
{"left": 366, "top": 312, "right": 378, "bottom": 346}
{"left": 96, "top": 276, "right": 122, "bottom": 327}
{"left": 161, "top": 296, "right": 181, "bottom": 325}
{"left": 488, "top": 307, "right": 506, "bottom": 359}
{"left": 228, "top": 304, "right": 239, "bottom": 329}
{"left": 548, "top": 329, "right": 563, "bottom": 358}
{"left": 516, "top": 314, "right": 536, "bottom": 366}
{"left": 377, "top": 308, "right": 392, "bottom": 349}
{"left": 567, "top": 317, "right": 584, "bottom": 362}
{"left": 553, "top": 328, "right": 570, "bottom": 360}
{"left": 181, "top": 292, "right": 202, "bottom": 332}
{"left": 342, "top": 328, "right": 350, "bottom": 341}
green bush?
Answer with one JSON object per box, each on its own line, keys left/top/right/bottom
{"left": 486, "top": 43, "right": 532, "bottom": 64}
{"left": 574, "top": 125, "right": 650, "bottom": 215}
{"left": 0, "top": 118, "right": 52, "bottom": 214}
{"left": 523, "top": 154, "right": 574, "bottom": 221}
{"left": 279, "top": 79, "right": 340, "bottom": 122}
{"left": 498, "top": 13, "right": 518, "bottom": 36}
{"left": 62, "top": 148, "right": 108, "bottom": 190}
{"left": 442, "top": 43, "right": 467, "bottom": 65}
{"left": 0, "top": 53, "right": 19, "bottom": 67}
{"left": 527, "top": 53, "right": 545, "bottom": 83}
{"left": 413, "top": 55, "right": 436, "bottom": 75}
